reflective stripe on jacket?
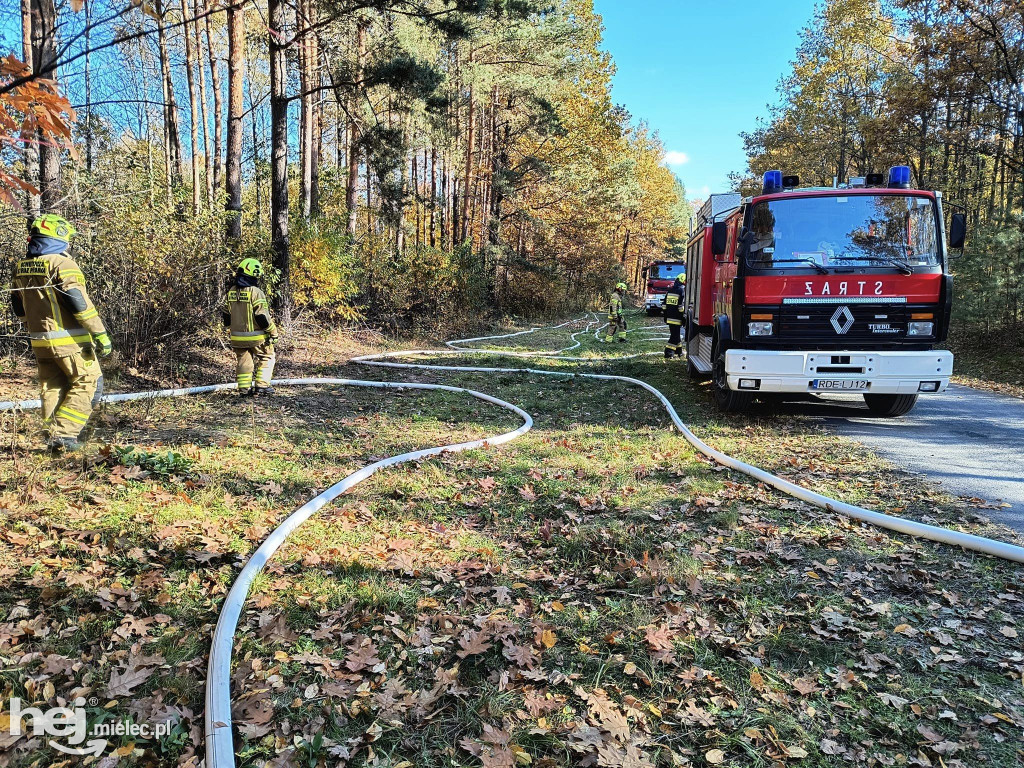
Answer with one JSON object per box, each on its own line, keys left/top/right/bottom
{"left": 11, "top": 252, "right": 107, "bottom": 359}
{"left": 226, "top": 286, "right": 279, "bottom": 349}
{"left": 663, "top": 284, "right": 684, "bottom": 325}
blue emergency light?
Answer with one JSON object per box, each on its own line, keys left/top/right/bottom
{"left": 762, "top": 170, "right": 783, "bottom": 194}
{"left": 887, "top": 165, "right": 911, "bottom": 189}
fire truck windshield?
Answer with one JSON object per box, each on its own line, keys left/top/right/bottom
{"left": 650, "top": 263, "right": 685, "bottom": 280}
{"left": 745, "top": 194, "right": 940, "bottom": 272}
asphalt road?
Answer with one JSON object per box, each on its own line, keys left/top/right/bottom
{"left": 777, "top": 385, "right": 1024, "bottom": 532}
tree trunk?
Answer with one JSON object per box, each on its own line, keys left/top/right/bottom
{"left": 335, "top": 100, "right": 345, "bottom": 168}
{"left": 412, "top": 150, "right": 420, "bottom": 249}
{"left": 440, "top": 153, "right": 448, "bottom": 249}
{"left": 193, "top": 0, "right": 213, "bottom": 208}
{"left": 461, "top": 63, "right": 475, "bottom": 244}
{"left": 269, "top": 0, "right": 291, "bottom": 322}
{"left": 299, "top": 0, "right": 313, "bottom": 219}
{"left": 247, "top": 69, "right": 263, "bottom": 230}
{"left": 84, "top": 0, "right": 93, "bottom": 175}
{"left": 21, "top": 0, "right": 40, "bottom": 218}
{"left": 31, "top": 0, "right": 60, "bottom": 210}
{"left": 310, "top": 19, "right": 322, "bottom": 217}
{"left": 155, "top": 0, "right": 184, "bottom": 193}
{"left": 200, "top": 0, "right": 223, "bottom": 200}
{"left": 182, "top": 0, "right": 202, "bottom": 214}
{"left": 345, "top": 20, "right": 366, "bottom": 238}
{"left": 488, "top": 94, "right": 508, "bottom": 250}
{"left": 429, "top": 147, "right": 437, "bottom": 248}
{"left": 225, "top": 0, "right": 245, "bottom": 245}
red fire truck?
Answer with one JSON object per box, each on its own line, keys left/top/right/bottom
{"left": 683, "top": 167, "right": 966, "bottom": 417}
{"left": 644, "top": 260, "right": 686, "bottom": 315}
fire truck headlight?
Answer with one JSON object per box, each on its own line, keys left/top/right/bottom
{"left": 748, "top": 321, "right": 774, "bottom": 336}
{"left": 907, "top": 321, "right": 934, "bottom": 336}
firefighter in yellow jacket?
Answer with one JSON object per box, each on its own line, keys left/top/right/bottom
{"left": 10, "top": 215, "right": 112, "bottom": 452}
{"left": 604, "top": 282, "right": 628, "bottom": 343}
{"left": 224, "top": 258, "right": 279, "bottom": 395}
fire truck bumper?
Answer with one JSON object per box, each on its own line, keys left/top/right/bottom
{"left": 723, "top": 349, "right": 954, "bottom": 395}
{"left": 644, "top": 294, "right": 665, "bottom": 310}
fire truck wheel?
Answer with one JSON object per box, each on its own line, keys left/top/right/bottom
{"left": 712, "top": 347, "right": 754, "bottom": 412}
{"left": 863, "top": 393, "right": 919, "bottom": 417}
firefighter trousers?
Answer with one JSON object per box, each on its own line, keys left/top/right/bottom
{"left": 234, "top": 342, "right": 276, "bottom": 391}
{"left": 605, "top": 316, "right": 627, "bottom": 342}
{"left": 665, "top": 321, "right": 682, "bottom": 358}
{"left": 37, "top": 350, "right": 103, "bottom": 440}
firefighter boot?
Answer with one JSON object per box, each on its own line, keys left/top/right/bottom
{"left": 48, "top": 436, "right": 82, "bottom": 453}
{"left": 665, "top": 323, "right": 683, "bottom": 358}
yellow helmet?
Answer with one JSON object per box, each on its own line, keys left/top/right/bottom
{"left": 30, "top": 214, "right": 76, "bottom": 243}
{"left": 616, "top": 282, "right": 628, "bottom": 291}
{"left": 237, "top": 258, "right": 264, "bottom": 278}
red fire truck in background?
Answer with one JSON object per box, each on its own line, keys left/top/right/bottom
{"left": 683, "top": 166, "right": 967, "bottom": 417}
{"left": 644, "top": 260, "right": 686, "bottom": 315}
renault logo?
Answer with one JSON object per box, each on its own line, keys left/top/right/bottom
{"left": 830, "top": 305, "right": 855, "bottom": 334}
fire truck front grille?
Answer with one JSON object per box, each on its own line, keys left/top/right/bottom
{"left": 776, "top": 303, "right": 910, "bottom": 340}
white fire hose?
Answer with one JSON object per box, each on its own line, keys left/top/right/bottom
{"left": 354, "top": 316, "right": 1024, "bottom": 566}
{"left": 2, "top": 317, "right": 1021, "bottom": 768}
{"left": 0, "top": 376, "right": 531, "bottom": 768}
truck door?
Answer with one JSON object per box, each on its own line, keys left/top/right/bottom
{"left": 713, "top": 218, "right": 739, "bottom": 318}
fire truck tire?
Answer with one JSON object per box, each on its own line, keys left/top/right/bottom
{"left": 863, "top": 393, "right": 919, "bottom": 417}
{"left": 711, "top": 342, "right": 753, "bottom": 412}
{"left": 646, "top": 307, "right": 660, "bottom": 317}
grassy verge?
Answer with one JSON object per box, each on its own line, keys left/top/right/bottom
{"left": 0, "top": 317, "right": 1021, "bottom": 768}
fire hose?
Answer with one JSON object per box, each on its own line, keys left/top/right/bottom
{"left": 1, "top": 377, "right": 532, "bottom": 767}
{"left": 1, "top": 317, "right": 1022, "bottom": 768}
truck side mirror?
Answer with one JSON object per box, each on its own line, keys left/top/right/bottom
{"left": 711, "top": 221, "right": 728, "bottom": 256}
{"left": 949, "top": 212, "right": 967, "bottom": 250}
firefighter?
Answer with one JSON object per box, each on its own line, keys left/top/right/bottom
{"left": 604, "top": 282, "right": 628, "bottom": 343}
{"left": 224, "top": 258, "right": 279, "bottom": 396}
{"left": 663, "top": 274, "right": 685, "bottom": 359}
{"left": 10, "top": 214, "right": 112, "bottom": 452}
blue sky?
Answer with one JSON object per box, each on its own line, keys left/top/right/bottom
{"left": 593, "top": 0, "right": 817, "bottom": 199}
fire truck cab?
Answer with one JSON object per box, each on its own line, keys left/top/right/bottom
{"left": 684, "top": 167, "right": 967, "bottom": 417}
{"left": 644, "top": 260, "right": 686, "bottom": 315}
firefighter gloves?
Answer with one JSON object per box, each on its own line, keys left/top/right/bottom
{"left": 94, "top": 331, "right": 113, "bottom": 358}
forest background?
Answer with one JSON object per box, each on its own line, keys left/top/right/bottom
{"left": 0, "top": 0, "right": 1021, "bottom": 370}
{"left": 0, "top": 0, "right": 691, "bottom": 369}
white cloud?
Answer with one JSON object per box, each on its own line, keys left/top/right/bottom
{"left": 662, "top": 151, "right": 690, "bottom": 167}
{"left": 699, "top": 185, "right": 711, "bottom": 198}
